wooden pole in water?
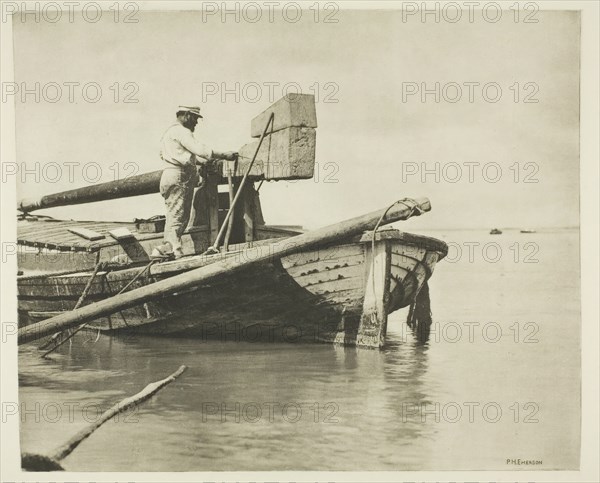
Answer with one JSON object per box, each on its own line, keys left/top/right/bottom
{"left": 18, "top": 198, "right": 431, "bottom": 345}
{"left": 21, "top": 365, "right": 187, "bottom": 471}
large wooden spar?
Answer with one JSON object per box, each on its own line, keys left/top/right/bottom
{"left": 18, "top": 197, "right": 431, "bottom": 345}
{"left": 17, "top": 96, "right": 319, "bottom": 213}
{"left": 18, "top": 170, "right": 163, "bottom": 213}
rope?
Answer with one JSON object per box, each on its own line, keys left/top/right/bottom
{"left": 40, "top": 260, "right": 106, "bottom": 355}
{"left": 102, "top": 277, "right": 132, "bottom": 328}
{"left": 40, "top": 259, "right": 156, "bottom": 356}
{"left": 115, "top": 259, "right": 157, "bottom": 295}
{"left": 368, "top": 198, "right": 424, "bottom": 318}
{"left": 104, "top": 258, "right": 158, "bottom": 329}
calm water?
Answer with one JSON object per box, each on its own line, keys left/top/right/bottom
{"left": 18, "top": 229, "right": 580, "bottom": 471}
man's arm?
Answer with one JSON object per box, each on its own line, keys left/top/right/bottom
{"left": 178, "top": 129, "right": 237, "bottom": 163}
{"left": 177, "top": 129, "right": 213, "bottom": 162}
{"left": 211, "top": 150, "right": 238, "bottom": 161}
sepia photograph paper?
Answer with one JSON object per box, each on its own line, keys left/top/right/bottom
{"left": 1, "top": 1, "right": 598, "bottom": 482}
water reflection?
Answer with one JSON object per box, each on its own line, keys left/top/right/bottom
{"left": 17, "top": 230, "right": 581, "bottom": 471}
{"left": 20, "top": 325, "right": 438, "bottom": 471}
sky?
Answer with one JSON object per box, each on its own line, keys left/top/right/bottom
{"left": 10, "top": 6, "right": 580, "bottom": 230}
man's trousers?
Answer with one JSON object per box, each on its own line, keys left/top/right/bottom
{"left": 160, "top": 166, "right": 198, "bottom": 257}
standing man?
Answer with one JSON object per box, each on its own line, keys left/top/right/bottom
{"left": 157, "top": 105, "right": 237, "bottom": 259}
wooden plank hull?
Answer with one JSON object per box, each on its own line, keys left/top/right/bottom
{"left": 18, "top": 229, "right": 446, "bottom": 348}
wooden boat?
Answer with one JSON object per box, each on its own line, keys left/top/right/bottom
{"left": 520, "top": 229, "right": 536, "bottom": 234}
{"left": 18, "top": 218, "right": 446, "bottom": 348}
{"left": 490, "top": 228, "right": 502, "bottom": 235}
{"left": 16, "top": 95, "right": 447, "bottom": 349}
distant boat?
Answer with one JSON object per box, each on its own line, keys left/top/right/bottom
{"left": 490, "top": 228, "right": 502, "bottom": 235}
{"left": 520, "top": 229, "right": 536, "bottom": 233}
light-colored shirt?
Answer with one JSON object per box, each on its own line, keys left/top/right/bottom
{"left": 160, "top": 123, "right": 213, "bottom": 168}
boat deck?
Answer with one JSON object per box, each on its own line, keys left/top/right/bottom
{"left": 17, "top": 217, "right": 160, "bottom": 252}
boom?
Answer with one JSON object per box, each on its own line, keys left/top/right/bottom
{"left": 18, "top": 170, "right": 162, "bottom": 213}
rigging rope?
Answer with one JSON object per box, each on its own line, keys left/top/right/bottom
{"left": 40, "top": 259, "right": 157, "bottom": 357}
{"left": 39, "top": 260, "right": 106, "bottom": 355}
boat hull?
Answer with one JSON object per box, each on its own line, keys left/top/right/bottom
{"left": 18, "top": 230, "right": 446, "bottom": 348}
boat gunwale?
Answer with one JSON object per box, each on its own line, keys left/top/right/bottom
{"left": 18, "top": 231, "right": 447, "bottom": 287}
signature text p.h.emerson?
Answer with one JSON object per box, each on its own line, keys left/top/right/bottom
{"left": 506, "top": 458, "right": 543, "bottom": 466}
